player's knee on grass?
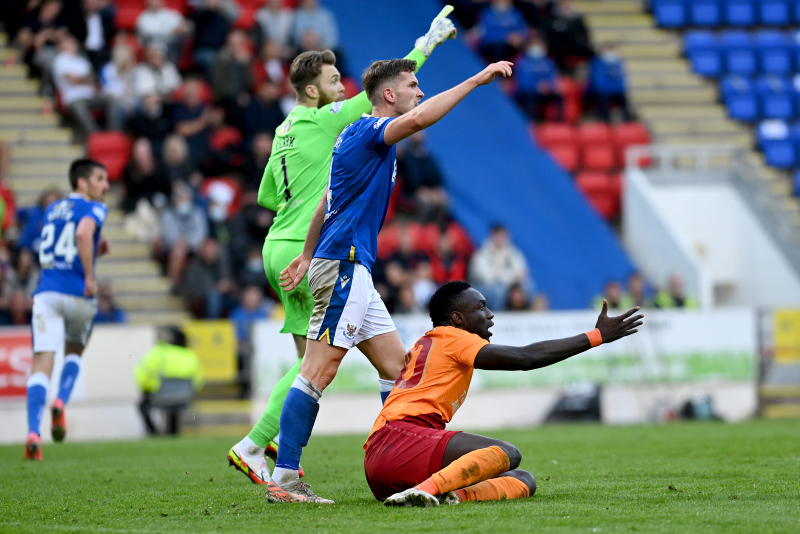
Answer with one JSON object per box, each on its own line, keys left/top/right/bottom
{"left": 497, "top": 441, "right": 522, "bottom": 470}
{"left": 505, "top": 468, "right": 536, "bottom": 496}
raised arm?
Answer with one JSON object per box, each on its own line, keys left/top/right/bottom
{"left": 383, "top": 61, "right": 513, "bottom": 146}
{"left": 278, "top": 188, "right": 328, "bottom": 291}
{"left": 316, "top": 7, "right": 456, "bottom": 135}
{"left": 473, "top": 301, "right": 643, "bottom": 371}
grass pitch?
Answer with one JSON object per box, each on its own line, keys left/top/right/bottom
{"left": 1, "top": 420, "right": 798, "bottom": 533}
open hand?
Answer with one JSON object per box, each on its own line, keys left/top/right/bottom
{"left": 472, "top": 61, "right": 514, "bottom": 86}
{"left": 279, "top": 254, "right": 310, "bottom": 292}
{"left": 594, "top": 300, "right": 643, "bottom": 343}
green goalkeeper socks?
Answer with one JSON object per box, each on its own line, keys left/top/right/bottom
{"left": 247, "top": 357, "right": 303, "bottom": 449}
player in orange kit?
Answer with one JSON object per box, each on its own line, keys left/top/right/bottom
{"left": 365, "top": 281, "right": 644, "bottom": 507}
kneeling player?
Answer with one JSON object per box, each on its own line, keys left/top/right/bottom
{"left": 364, "top": 281, "right": 643, "bottom": 506}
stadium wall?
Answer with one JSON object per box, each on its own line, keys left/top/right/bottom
{"left": 328, "top": 0, "right": 634, "bottom": 309}
{"left": 625, "top": 168, "right": 800, "bottom": 307}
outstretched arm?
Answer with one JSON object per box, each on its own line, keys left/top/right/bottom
{"left": 317, "top": 7, "right": 456, "bottom": 135}
{"left": 279, "top": 188, "right": 328, "bottom": 291}
{"left": 474, "top": 300, "right": 643, "bottom": 371}
{"left": 383, "top": 61, "right": 513, "bottom": 146}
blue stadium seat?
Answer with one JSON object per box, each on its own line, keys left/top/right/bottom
{"left": 724, "top": 0, "right": 756, "bottom": 27}
{"left": 725, "top": 49, "right": 757, "bottom": 76}
{"left": 756, "top": 31, "right": 792, "bottom": 75}
{"left": 757, "top": 75, "right": 794, "bottom": 119}
{"left": 720, "top": 74, "right": 753, "bottom": 100}
{"left": 722, "top": 75, "right": 758, "bottom": 121}
{"left": 691, "top": 0, "right": 722, "bottom": 26}
{"left": 793, "top": 169, "right": 800, "bottom": 195}
{"left": 685, "top": 31, "right": 722, "bottom": 77}
{"left": 763, "top": 141, "right": 796, "bottom": 168}
{"left": 720, "top": 30, "right": 752, "bottom": 49}
{"left": 760, "top": 0, "right": 791, "bottom": 26}
{"left": 653, "top": 0, "right": 688, "bottom": 28}
{"left": 756, "top": 119, "right": 790, "bottom": 148}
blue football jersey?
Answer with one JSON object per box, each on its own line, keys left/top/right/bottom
{"left": 313, "top": 115, "right": 397, "bottom": 272}
{"left": 34, "top": 194, "right": 107, "bottom": 298}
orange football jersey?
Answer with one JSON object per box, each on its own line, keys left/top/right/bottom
{"left": 365, "top": 326, "right": 489, "bottom": 448}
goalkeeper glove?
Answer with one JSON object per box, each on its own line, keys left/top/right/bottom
{"left": 415, "top": 5, "right": 457, "bottom": 58}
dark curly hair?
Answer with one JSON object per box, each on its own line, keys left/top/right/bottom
{"left": 428, "top": 281, "right": 472, "bottom": 327}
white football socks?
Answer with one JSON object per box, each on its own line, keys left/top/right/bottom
{"left": 272, "top": 467, "right": 299, "bottom": 487}
{"left": 241, "top": 435, "right": 264, "bottom": 457}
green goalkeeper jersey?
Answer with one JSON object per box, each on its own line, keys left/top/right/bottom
{"left": 258, "top": 49, "right": 427, "bottom": 242}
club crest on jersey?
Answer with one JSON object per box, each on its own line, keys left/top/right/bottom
{"left": 279, "top": 120, "right": 293, "bottom": 134}
{"left": 330, "top": 101, "right": 343, "bottom": 113}
{"left": 343, "top": 323, "right": 357, "bottom": 340}
{"left": 374, "top": 117, "right": 388, "bottom": 129}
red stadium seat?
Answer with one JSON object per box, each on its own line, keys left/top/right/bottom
{"left": 87, "top": 132, "right": 133, "bottom": 181}
{"left": 547, "top": 145, "right": 579, "bottom": 172}
{"left": 418, "top": 224, "right": 441, "bottom": 256}
{"left": 164, "top": 0, "right": 188, "bottom": 13}
{"left": 557, "top": 77, "right": 583, "bottom": 123}
{"left": 575, "top": 172, "right": 619, "bottom": 219}
{"left": 377, "top": 223, "right": 400, "bottom": 259}
{"left": 200, "top": 177, "right": 242, "bottom": 217}
{"left": 446, "top": 222, "right": 474, "bottom": 257}
{"left": 535, "top": 123, "right": 575, "bottom": 148}
{"left": 582, "top": 145, "right": 617, "bottom": 172}
{"left": 235, "top": 8, "right": 257, "bottom": 29}
{"left": 115, "top": 6, "right": 143, "bottom": 31}
{"left": 612, "top": 122, "right": 651, "bottom": 166}
{"left": 576, "top": 122, "right": 612, "bottom": 147}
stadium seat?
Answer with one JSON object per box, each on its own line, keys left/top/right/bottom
{"left": 757, "top": 75, "right": 794, "bottom": 119}
{"left": 200, "top": 177, "right": 242, "bottom": 216}
{"left": 689, "top": 48, "right": 723, "bottom": 78}
{"left": 547, "top": 145, "right": 579, "bottom": 172}
{"left": 725, "top": 49, "right": 757, "bottom": 76}
{"left": 653, "top": 0, "right": 688, "bottom": 28}
{"left": 576, "top": 122, "right": 612, "bottom": 147}
{"left": 114, "top": 6, "right": 142, "bottom": 31}
{"left": 760, "top": 0, "right": 791, "bottom": 26}
{"left": 724, "top": 0, "right": 756, "bottom": 27}
{"left": 582, "top": 145, "right": 617, "bottom": 172}
{"left": 612, "top": 122, "right": 651, "bottom": 165}
{"left": 793, "top": 169, "right": 800, "bottom": 196}
{"left": 87, "top": 132, "right": 133, "bottom": 181}
{"left": 446, "top": 222, "right": 474, "bottom": 257}
{"left": 684, "top": 31, "right": 717, "bottom": 54}
{"left": 235, "top": 8, "right": 257, "bottom": 29}
{"left": 535, "top": 123, "right": 575, "bottom": 147}
{"left": 558, "top": 77, "right": 583, "bottom": 123}
{"left": 756, "top": 32, "right": 791, "bottom": 75}
{"left": 762, "top": 140, "right": 797, "bottom": 168}
{"left": 726, "top": 94, "right": 759, "bottom": 121}
{"left": 575, "top": 172, "right": 617, "bottom": 219}
{"left": 756, "top": 119, "right": 790, "bottom": 148}
{"left": 691, "top": 0, "right": 722, "bottom": 26}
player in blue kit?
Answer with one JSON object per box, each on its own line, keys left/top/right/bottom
{"left": 24, "top": 159, "right": 110, "bottom": 460}
{"left": 267, "top": 58, "right": 513, "bottom": 503}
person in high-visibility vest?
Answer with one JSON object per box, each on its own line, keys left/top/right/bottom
{"left": 135, "top": 327, "right": 203, "bottom": 435}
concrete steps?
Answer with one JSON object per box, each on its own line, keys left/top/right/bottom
{"left": 0, "top": 57, "right": 188, "bottom": 327}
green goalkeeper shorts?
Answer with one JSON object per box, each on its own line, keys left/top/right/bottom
{"left": 263, "top": 239, "right": 315, "bottom": 336}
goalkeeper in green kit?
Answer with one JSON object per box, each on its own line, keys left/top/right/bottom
{"left": 227, "top": 7, "right": 458, "bottom": 485}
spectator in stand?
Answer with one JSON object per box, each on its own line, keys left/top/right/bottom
{"left": 586, "top": 42, "right": 631, "bottom": 122}
{"left": 506, "top": 282, "right": 531, "bottom": 311}
{"left": 189, "top": 0, "right": 235, "bottom": 74}
{"left": 52, "top": 34, "right": 122, "bottom": 136}
{"left": 475, "top": 0, "right": 528, "bottom": 64}
{"left": 134, "top": 42, "right": 182, "bottom": 100}
{"left": 447, "top": 0, "right": 490, "bottom": 30}
{"left": 4, "top": 249, "right": 39, "bottom": 303}
{"left": 255, "top": 40, "right": 288, "bottom": 88}
{"left": 7, "top": 289, "right": 32, "bottom": 326}
{"left": 227, "top": 187, "right": 274, "bottom": 274}
{"left": 412, "top": 261, "right": 438, "bottom": 311}
{"left": 256, "top": 0, "right": 294, "bottom": 49}
{"left": 15, "top": 0, "right": 67, "bottom": 96}
{"left": 243, "top": 132, "right": 273, "bottom": 188}
{"left": 237, "top": 246, "right": 270, "bottom": 290}
{"left": 544, "top": 0, "right": 592, "bottom": 73}
{"left": 389, "top": 225, "right": 431, "bottom": 273}
{"left": 230, "top": 284, "right": 274, "bottom": 358}
{"left": 181, "top": 236, "right": 235, "bottom": 318}
{"left": 74, "top": 0, "right": 115, "bottom": 72}
{"left": 94, "top": 280, "right": 127, "bottom": 324}
{"left": 205, "top": 179, "right": 235, "bottom": 248}
{"left": 593, "top": 279, "right": 623, "bottom": 309}
{"left": 210, "top": 29, "right": 256, "bottom": 113}
{"left": 122, "top": 138, "right": 171, "bottom": 213}
{"left": 136, "top": 0, "right": 190, "bottom": 64}
{"left": 241, "top": 81, "right": 285, "bottom": 145}
{"left": 431, "top": 232, "right": 468, "bottom": 285}
{"left": 517, "top": 0, "right": 554, "bottom": 32}
{"left": 515, "top": 34, "right": 563, "bottom": 122}
{"left": 16, "top": 189, "right": 62, "bottom": 255}
{"left": 162, "top": 134, "right": 199, "bottom": 187}
{"left": 100, "top": 43, "right": 138, "bottom": 118}
{"left": 160, "top": 182, "right": 209, "bottom": 291}
{"left": 128, "top": 94, "right": 174, "bottom": 158}
{"left": 469, "top": 223, "right": 531, "bottom": 311}
{"left": 205, "top": 105, "right": 244, "bottom": 175}
{"left": 655, "top": 273, "right": 698, "bottom": 309}
{"left": 626, "top": 271, "right": 651, "bottom": 308}
{"left": 293, "top": 0, "right": 339, "bottom": 52}
{"left": 394, "top": 283, "right": 422, "bottom": 315}
{"left": 402, "top": 132, "right": 449, "bottom": 228}
{"left": 173, "top": 78, "right": 212, "bottom": 166}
